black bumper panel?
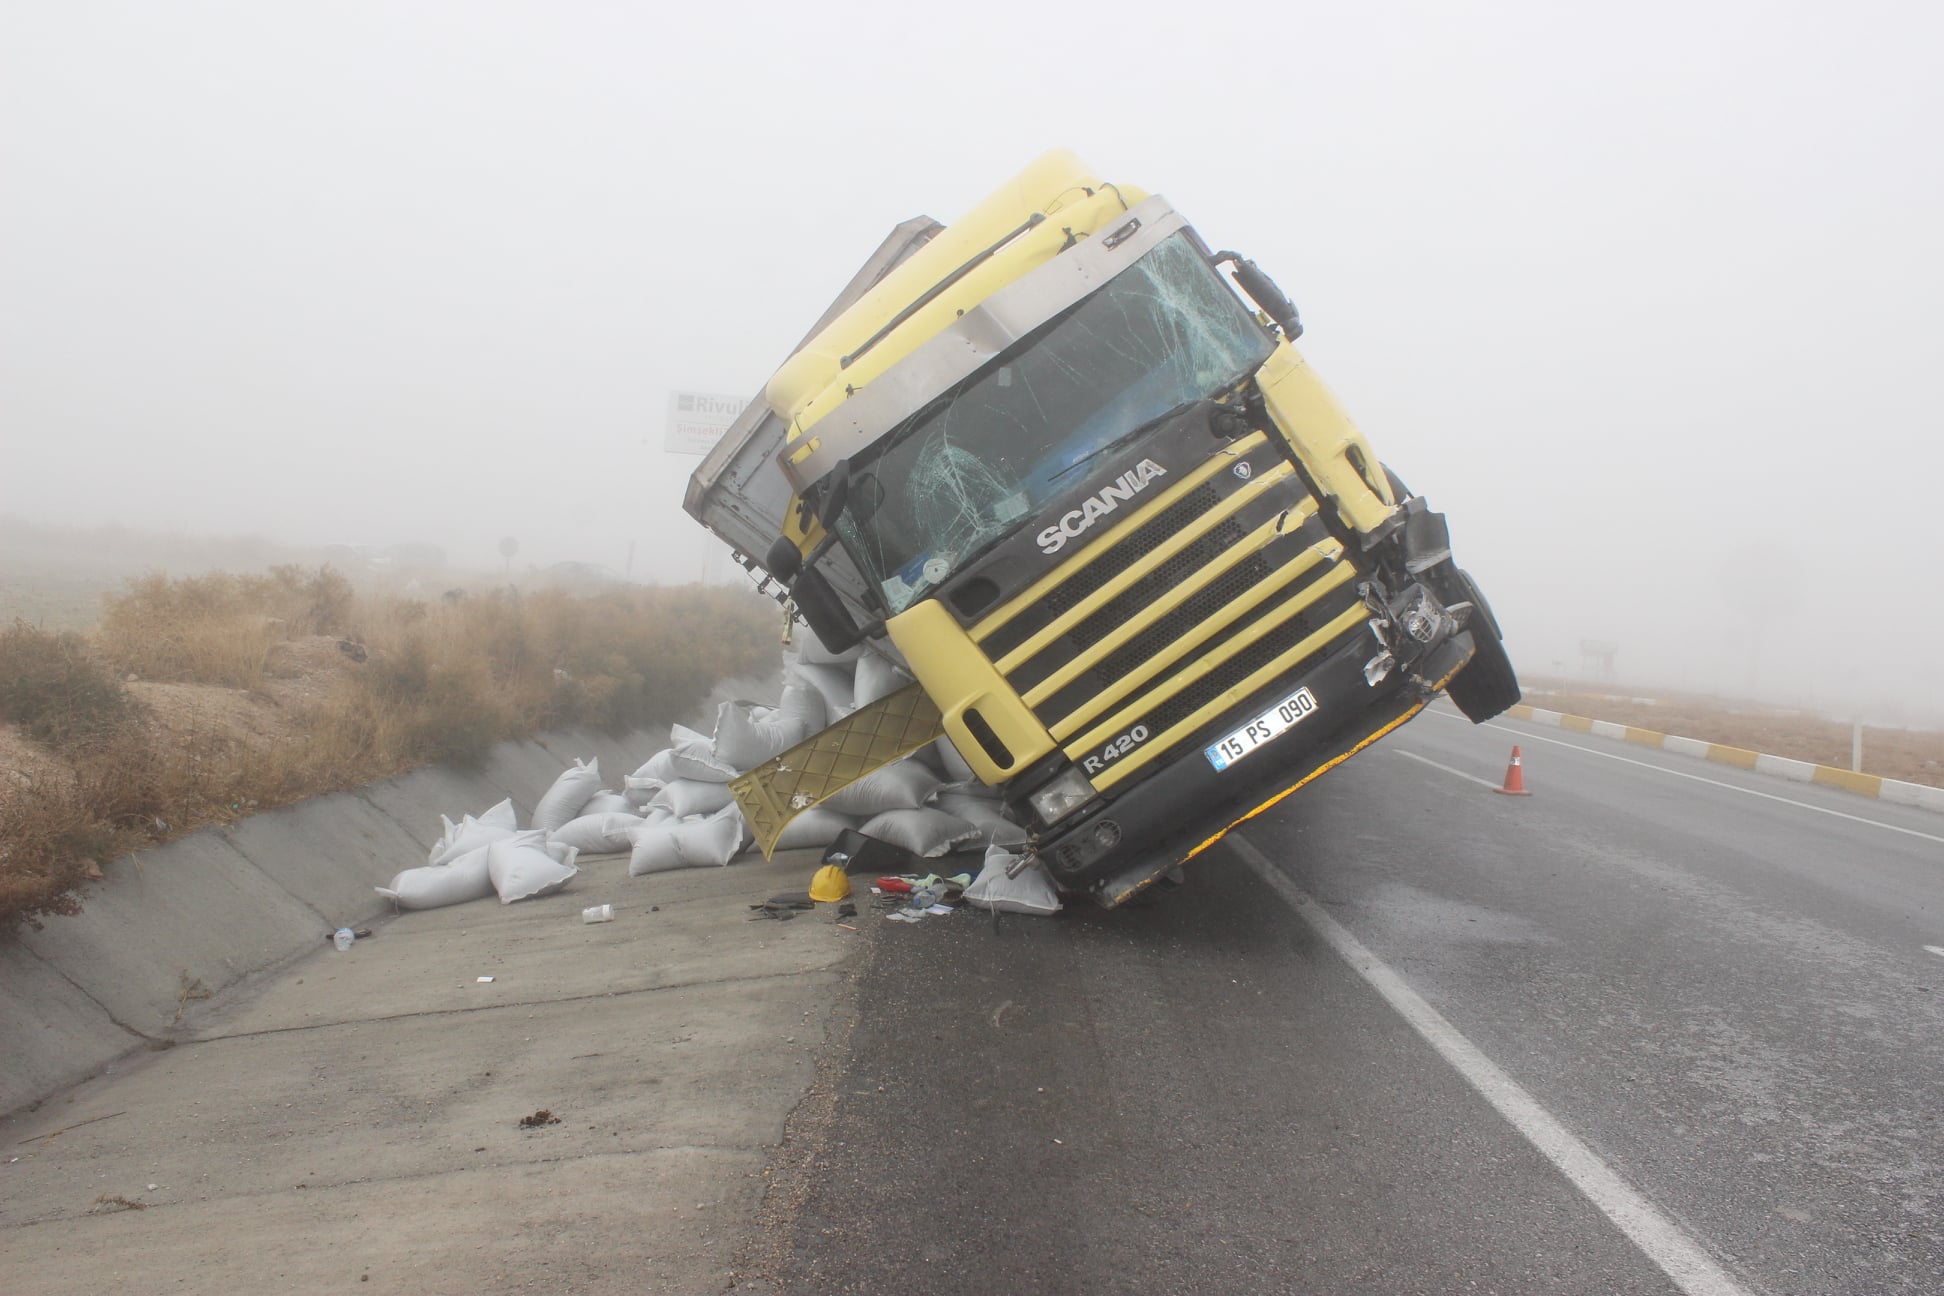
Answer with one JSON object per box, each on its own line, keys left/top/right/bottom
{"left": 1035, "top": 628, "right": 1472, "bottom": 907}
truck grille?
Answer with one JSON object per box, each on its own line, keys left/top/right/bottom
{"left": 971, "top": 444, "right": 1370, "bottom": 791}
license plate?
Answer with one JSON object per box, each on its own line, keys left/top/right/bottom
{"left": 1205, "top": 687, "right": 1320, "bottom": 772}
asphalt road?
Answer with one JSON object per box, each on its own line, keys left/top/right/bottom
{"left": 747, "top": 705, "right": 1944, "bottom": 1295}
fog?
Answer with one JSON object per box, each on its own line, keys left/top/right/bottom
{"left": 3, "top": 1, "right": 1939, "bottom": 720}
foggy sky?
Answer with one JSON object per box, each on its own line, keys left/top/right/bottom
{"left": 3, "top": 1, "right": 1940, "bottom": 719}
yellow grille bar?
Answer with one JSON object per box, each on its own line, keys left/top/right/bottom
{"left": 1018, "top": 501, "right": 1321, "bottom": 703}
{"left": 1073, "top": 583, "right": 1366, "bottom": 791}
{"left": 994, "top": 462, "right": 1293, "bottom": 675}
{"left": 1049, "top": 551, "right": 1350, "bottom": 743}
{"left": 972, "top": 432, "right": 1271, "bottom": 644}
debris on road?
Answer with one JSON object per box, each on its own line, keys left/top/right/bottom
{"left": 517, "top": 1109, "right": 560, "bottom": 1129}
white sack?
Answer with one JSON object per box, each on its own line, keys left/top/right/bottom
{"left": 429, "top": 814, "right": 518, "bottom": 867}
{"left": 627, "top": 807, "right": 744, "bottom": 875}
{"left": 963, "top": 844, "right": 1062, "bottom": 916}
{"left": 548, "top": 811, "right": 643, "bottom": 854}
{"left": 853, "top": 652, "right": 909, "bottom": 708}
{"left": 859, "top": 808, "right": 982, "bottom": 858}
{"left": 933, "top": 735, "right": 977, "bottom": 783}
{"left": 476, "top": 798, "right": 518, "bottom": 830}
{"left": 653, "top": 778, "right": 736, "bottom": 818}
{"left": 932, "top": 790, "right": 1030, "bottom": 847}
{"left": 779, "top": 678, "right": 826, "bottom": 733}
{"left": 642, "top": 743, "right": 738, "bottom": 784}
{"left": 487, "top": 832, "right": 580, "bottom": 903}
{"left": 622, "top": 774, "right": 664, "bottom": 808}
{"left": 790, "top": 629, "right": 865, "bottom": 667}
{"left": 532, "top": 758, "right": 602, "bottom": 832}
{"left": 770, "top": 807, "right": 864, "bottom": 852}
{"left": 679, "top": 807, "right": 746, "bottom": 867}
{"left": 378, "top": 845, "right": 495, "bottom": 910}
{"left": 820, "top": 759, "right": 941, "bottom": 817}
{"left": 714, "top": 699, "right": 811, "bottom": 772}
{"left": 627, "top": 818, "right": 683, "bottom": 876}
{"left": 789, "top": 662, "right": 855, "bottom": 720}
{"left": 580, "top": 791, "right": 633, "bottom": 816}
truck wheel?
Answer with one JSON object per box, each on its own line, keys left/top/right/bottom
{"left": 1444, "top": 569, "right": 1521, "bottom": 722}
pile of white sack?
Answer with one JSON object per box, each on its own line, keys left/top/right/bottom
{"left": 376, "top": 797, "right": 583, "bottom": 911}
{"left": 377, "top": 631, "right": 1041, "bottom": 913}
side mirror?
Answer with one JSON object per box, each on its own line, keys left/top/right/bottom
{"left": 1215, "top": 251, "right": 1303, "bottom": 341}
{"left": 765, "top": 536, "right": 803, "bottom": 583}
{"left": 817, "top": 460, "right": 853, "bottom": 531}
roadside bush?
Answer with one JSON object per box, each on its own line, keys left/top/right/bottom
{"left": 96, "top": 565, "right": 354, "bottom": 689}
{"left": 0, "top": 621, "right": 145, "bottom": 749}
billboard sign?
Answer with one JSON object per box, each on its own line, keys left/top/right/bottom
{"left": 665, "top": 390, "right": 746, "bottom": 456}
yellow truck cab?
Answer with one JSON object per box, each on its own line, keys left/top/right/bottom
{"left": 685, "top": 150, "right": 1519, "bottom": 906}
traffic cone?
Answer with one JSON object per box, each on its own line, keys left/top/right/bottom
{"left": 1494, "top": 745, "right": 1531, "bottom": 796}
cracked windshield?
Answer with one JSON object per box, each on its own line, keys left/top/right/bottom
{"left": 836, "top": 232, "right": 1274, "bottom": 613}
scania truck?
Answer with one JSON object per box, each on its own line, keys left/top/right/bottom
{"left": 685, "top": 150, "right": 1519, "bottom": 906}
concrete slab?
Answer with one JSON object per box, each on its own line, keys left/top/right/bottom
{"left": 219, "top": 791, "right": 427, "bottom": 929}
{"left": 15, "top": 829, "right": 328, "bottom": 1037}
{"left": 0, "top": 943, "right": 145, "bottom": 1116}
{"left": 201, "top": 848, "right": 834, "bottom": 1037}
{"left": 0, "top": 850, "right": 856, "bottom": 1293}
{"left": 358, "top": 765, "right": 512, "bottom": 848}
{"left": 0, "top": 1151, "right": 764, "bottom": 1295}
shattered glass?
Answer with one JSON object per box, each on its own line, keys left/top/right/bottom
{"left": 835, "top": 232, "right": 1274, "bottom": 613}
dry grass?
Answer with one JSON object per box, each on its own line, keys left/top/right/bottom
{"left": 95, "top": 566, "right": 354, "bottom": 690}
{"left": 0, "top": 572, "right": 779, "bottom": 930}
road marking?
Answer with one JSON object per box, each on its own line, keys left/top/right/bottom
{"left": 1393, "top": 747, "right": 1502, "bottom": 790}
{"left": 1425, "top": 710, "right": 1944, "bottom": 847}
{"left": 1228, "top": 834, "right": 1753, "bottom": 1296}
{"left": 1925, "top": 946, "right": 1944, "bottom": 960}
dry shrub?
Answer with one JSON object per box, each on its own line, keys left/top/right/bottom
{"left": 0, "top": 621, "right": 146, "bottom": 748}
{"left": 0, "top": 728, "right": 177, "bottom": 930}
{"left": 96, "top": 566, "right": 354, "bottom": 689}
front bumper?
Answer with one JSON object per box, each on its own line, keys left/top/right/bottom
{"left": 1035, "top": 627, "right": 1475, "bottom": 907}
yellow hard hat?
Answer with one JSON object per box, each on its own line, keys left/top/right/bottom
{"left": 809, "top": 863, "right": 852, "bottom": 903}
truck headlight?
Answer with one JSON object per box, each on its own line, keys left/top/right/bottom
{"left": 1027, "top": 767, "right": 1097, "bottom": 826}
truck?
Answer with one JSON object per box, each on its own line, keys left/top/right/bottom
{"left": 685, "top": 150, "right": 1520, "bottom": 907}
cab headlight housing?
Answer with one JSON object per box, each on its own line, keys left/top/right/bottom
{"left": 1027, "top": 767, "right": 1096, "bottom": 827}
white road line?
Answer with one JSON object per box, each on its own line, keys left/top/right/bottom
{"left": 1925, "top": 946, "right": 1944, "bottom": 960}
{"left": 1228, "top": 834, "right": 1753, "bottom": 1296}
{"left": 1393, "top": 747, "right": 1502, "bottom": 790}
{"left": 1424, "top": 710, "right": 1944, "bottom": 847}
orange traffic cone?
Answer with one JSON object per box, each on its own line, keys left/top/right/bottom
{"left": 1494, "top": 745, "right": 1532, "bottom": 796}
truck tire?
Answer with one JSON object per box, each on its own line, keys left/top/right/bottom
{"left": 1444, "top": 569, "right": 1521, "bottom": 722}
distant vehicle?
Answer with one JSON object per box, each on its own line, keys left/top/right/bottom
{"left": 689, "top": 150, "right": 1520, "bottom": 907}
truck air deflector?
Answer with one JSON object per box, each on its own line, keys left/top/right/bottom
{"left": 730, "top": 682, "right": 945, "bottom": 858}
{"left": 973, "top": 430, "right": 1273, "bottom": 645}
{"left": 780, "top": 197, "right": 1189, "bottom": 493}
